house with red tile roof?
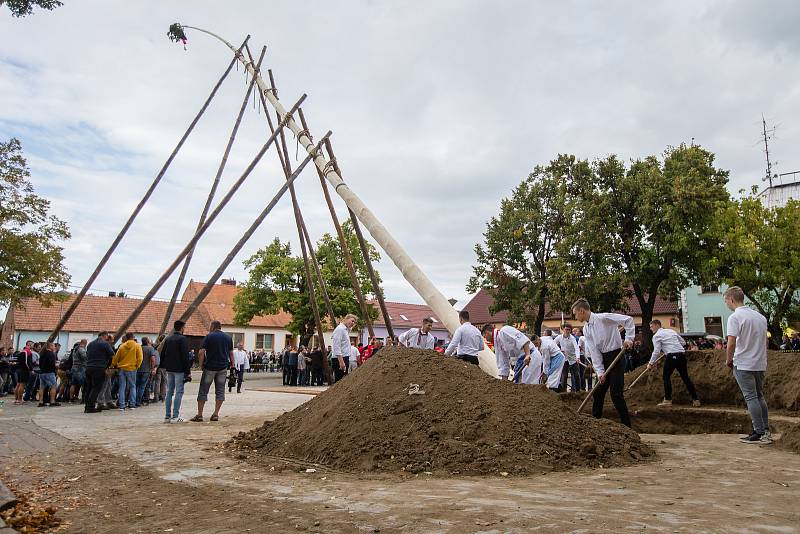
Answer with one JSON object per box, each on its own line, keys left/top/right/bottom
{"left": 358, "top": 300, "right": 451, "bottom": 346}
{"left": 461, "top": 288, "right": 682, "bottom": 335}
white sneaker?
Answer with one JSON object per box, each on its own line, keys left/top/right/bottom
{"left": 163, "top": 417, "right": 172, "bottom": 423}
{"left": 171, "top": 417, "right": 185, "bottom": 423}
{"left": 760, "top": 431, "right": 774, "bottom": 444}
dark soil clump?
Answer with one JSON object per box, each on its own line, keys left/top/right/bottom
{"left": 777, "top": 425, "right": 800, "bottom": 455}
{"left": 230, "top": 347, "right": 653, "bottom": 476}
{"left": 622, "top": 350, "right": 800, "bottom": 411}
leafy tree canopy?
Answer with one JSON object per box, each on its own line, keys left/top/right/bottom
{"left": 2, "top": 0, "right": 63, "bottom": 17}
{"left": 0, "top": 138, "right": 71, "bottom": 307}
{"left": 234, "top": 220, "right": 380, "bottom": 346}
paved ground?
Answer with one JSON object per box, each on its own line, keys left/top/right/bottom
{"left": 1, "top": 380, "right": 799, "bottom": 533}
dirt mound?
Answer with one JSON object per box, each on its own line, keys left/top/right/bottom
{"left": 622, "top": 350, "right": 800, "bottom": 411}
{"left": 230, "top": 347, "right": 653, "bottom": 476}
{"left": 778, "top": 425, "right": 800, "bottom": 455}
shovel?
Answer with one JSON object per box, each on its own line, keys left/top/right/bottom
{"left": 577, "top": 348, "right": 626, "bottom": 414}
{"left": 625, "top": 354, "right": 664, "bottom": 392}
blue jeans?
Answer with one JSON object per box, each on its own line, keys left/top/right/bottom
{"left": 734, "top": 367, "right": 769, "bottom": 434}
{"left": 165, "top": 372, "right": 185, "bottom": 419}
{"left": 135, "top": 371, "right": 150, "bottom": 406}
{"left": 117, "top": 370, "right": 136, "bottom": 408}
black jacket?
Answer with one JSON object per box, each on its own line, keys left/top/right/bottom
{"left": 86, "top": 338, "right": 115, "bottom": 368}
{"left": 160, "top": 332, "right": 191, "bottom": 374}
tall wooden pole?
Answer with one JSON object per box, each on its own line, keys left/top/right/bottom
{"left": 156, "top": 46, "right": 265, "bottom": 341}
{"left": 176, "top": 26, "right": 498, "bottom": 376}
{"left": 297, "top": 108, "right": 376, "bottom": 341}
{"left": 47, "top": 36, "right": 249, "bottom": 343}
{"left": 323, "top": 140, "right": 395, "bottom": 339}
{"left": 111, "top": 94, "right": 306, "bottom": 340}
{"left": 177, "top": 133, "right": 332, "bottom": 325}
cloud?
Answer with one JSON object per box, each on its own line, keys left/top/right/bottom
{"left": 1, "top": 0, "right": 799, "bottom": 317}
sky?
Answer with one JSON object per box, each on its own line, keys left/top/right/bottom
{"left": 1, "top": 0, "right": 799, "bottom": 315}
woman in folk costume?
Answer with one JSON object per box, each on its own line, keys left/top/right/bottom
{"left": 533, "top": 334, "right": 566, "bottom": 391}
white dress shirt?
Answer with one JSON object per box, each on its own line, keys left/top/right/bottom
{"left": 555, "top": 334, "right": 579, "bottom": 363}
{"left": 332, "top": 323, "right": 351, "bottom": 359}
{"left": 445, "top": 322, "right": 484, "bottom": 357}
{"left": 398, "top": 327, "right": 436, "bottom": 350}
{"left": 538, "top": 336, "right": 563, "bottom": 373}
{"left": 233, "top": 349, "right": 250, "bottom": 370}
{"left": 582, "top": 312, "right": 635, "bottom": 377}
{"left": 494, "top": 326, "right": 531, "bottom": 377}
{"left": 649, "top": 328, "right": 686, "bottom": 365}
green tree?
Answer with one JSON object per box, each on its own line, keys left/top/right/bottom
{"left": 233, "top": 220, "right": 380, "bottom": 346}
{"left": 705, "top": 193, "right": 800, "bottom": 347}
{"left": 467, "top": 155, "right": 579, "bottom": 335}
{"left": 1, "top": 0, "right": 63, "bottom": 17}
{"left": 563, "top": 144, "right": 730, "bottom": 349}
{"left": 0, "top": 138, "right": 71, "bottom": 307}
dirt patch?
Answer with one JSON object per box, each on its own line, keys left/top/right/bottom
{"left": 778, "top": 424, "right": 800, "bottom": 454}
{"left": 230, "top": 347, "right": 654, "bottom": 476}
{"left": 620, "top": 350, "right": 800, "bottom": 410}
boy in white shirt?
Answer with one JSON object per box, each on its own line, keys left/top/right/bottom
{"left": 648, "top": 320, "right": 700, "bottom": 407}
{"left": 724, "top": 286, "right": 771, "bottom": 444}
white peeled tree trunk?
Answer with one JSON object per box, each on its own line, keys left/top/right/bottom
{"left": 184, "top": 27, "right": 499, "bottom": 377}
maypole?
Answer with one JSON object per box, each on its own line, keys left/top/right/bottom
{"left": 169, "top": 24, "right": 498, "bottom": 377}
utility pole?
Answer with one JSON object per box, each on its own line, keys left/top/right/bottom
{"left": 761, "top": 115, "right": 777, "bottom": 188}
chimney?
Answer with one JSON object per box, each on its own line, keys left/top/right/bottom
{"left": 221, "top": 278, "right": 236, "bottom": 286}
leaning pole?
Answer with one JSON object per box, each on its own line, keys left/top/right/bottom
{"left": 173, "top": 25, "right": 498, "bottom": 377}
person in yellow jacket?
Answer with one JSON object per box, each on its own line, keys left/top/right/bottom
{"left": 111, "top": 333, "right": 143, "bottom": 411}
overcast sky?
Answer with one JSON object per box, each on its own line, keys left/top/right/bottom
{"left": 2, "top": 1, "right": 799, "bottom": 315}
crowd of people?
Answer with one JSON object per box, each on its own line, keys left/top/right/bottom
{"left": 0, "top": 286, "right": 775, "bottom": 445}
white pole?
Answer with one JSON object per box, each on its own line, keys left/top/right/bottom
{"left": 181, "top": 26, "right": 498, "bottom": 377}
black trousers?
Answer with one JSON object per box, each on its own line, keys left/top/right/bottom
{"left": 456, "top": 354, "right": 480, "bottom": 366}
{"left": 591, "top": 349, "right": 631, "bottom": 428}
{"left": 560, "top": 361, "right": 581, "bottom": 391}
{"left": 333, "top": 357, "right": 349, "bottom": 382}
{"left": 84, "top": 367, "right": 106, "bottom": 410}
{"left": 289, "top": 366, "right": 298, "bottom": 386}
{"left": 311, "top": 364, "right": 323, "bottom": 386}
{"left": 282, "top": 364, "right": 290, "bottom": 385}
{"left": 663, "top": 352, "right": 698, "bottom": 400}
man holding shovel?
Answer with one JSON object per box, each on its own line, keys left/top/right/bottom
{"left": 483, "top": 324, "right": 532, "bottom": 381}
{"left": 571, "top": 298, "right": 634, "bottom": 428}
{"left": 648, "top": 320, "right": 700, "bottom": 407}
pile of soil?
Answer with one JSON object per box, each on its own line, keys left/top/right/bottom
{"left": 230, "top": 347, "right": 654, "bottom": 476}
{"left": 778, "top": 425, "right": 800, "bottom": 455}
{"left": 622, "top": 350, "right": 800, "bottom": 411}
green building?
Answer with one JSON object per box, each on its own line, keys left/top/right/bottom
{"left": 679, "top": 284, "right": 731, "bottom": 336}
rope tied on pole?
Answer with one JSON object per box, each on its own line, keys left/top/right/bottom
{"left": 294, "top": 128, "right": 312, "bottom": 160}
{"left": 323, "top": 158, "right": 337, "bottom": 176}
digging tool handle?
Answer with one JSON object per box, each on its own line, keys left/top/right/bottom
{"left": 512, "top": 360, "right": 529, "bottom": 382}
{"left": 577, "top": 348, "right": 626, "bottom": 414}
{"left": 625, "top": 354, "right": 664, "bottom": 392}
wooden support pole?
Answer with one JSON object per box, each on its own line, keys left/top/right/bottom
{"left": 157, "top": 46, "right": 266, "bottom": 342}
{"left": 242, "top": 46, "right": 331, "bottom": 355}
{"left": 47, "top": 36, "right": 250, "bottom": 343}
{"left": 111, "top": 94, "right": 306, "bottom": 340}
{"left": 297, "top": 108, "right": 376, "bottom": 341}
{"left": 323, "top": 139, "right": 395, "bottom": 339}
{"left": 177, "top": 133, "right": 333, "bottom": 325}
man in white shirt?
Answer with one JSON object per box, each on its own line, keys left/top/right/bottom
{"left": 571, "top": 298, "right": 634, "bottom": 428}
{"left": 483, "top": 324, "right": 532, "bottom": 380}
{"left": 332, "top": 314, "right": 357, "bottom": 382}
{"left": 519, "top": 341, "right": 545, "bottom": 385}
{"left": 724, "top": 286, "right": 771, "bottom": 444}
{"left": 231, "top": 342, "right": 250, "bottom": 393}
{"left": 398, "top": 318, "right": 436, "bottom": 350}
{"left": 648, "top": 320, "right": 700, "bottom": 407}
{"left": 556, "top": 324, "right": 581, "bottom": 392}
{"left": 444, "top": 310, "right": 484, "bottom": 366}
{"left": 533, "top": 334, "right": 566, "bottom": 390}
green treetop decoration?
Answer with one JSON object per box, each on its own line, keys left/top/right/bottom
{"left": 167, "top": 23, "right": 188, "bottom": 49}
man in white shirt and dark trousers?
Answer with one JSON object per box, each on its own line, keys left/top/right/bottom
{"left": 648, "top": 320, "right": 700, "bottom": 407}
{"left": 556, "top": 324, "right": 581, "bottom": 392}
{"left": 231, "top": 342, "right": 250, "bottom": 393}
{"left": 444, "top": 310, "right": 484, "bottom": 365}
{"left": 483, "top": 324, "right": 532, "bottom": 381}
{"left": 571, "top": 298, "right": 634, "bottom": 428}
{"left": 723, "top": 286, "right": 772, "bottom": 444}
{"left": 332, "top": 314, "right": 357, "bottom": 382}
{"left": 398, "top": 317, "right": 436, "bottom": 350}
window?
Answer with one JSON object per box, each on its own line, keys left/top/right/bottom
{"left": 227, "top": 332, "right": 244, "bottom": 347}
{"left": 400, "top": 314, "right": 409, "bottom": 321}
{"left": 700, "top": 285, "right": 719, "bottom": 294}
{"left": 704, "top": 316, "right": 723, "bottom": 337}
{"left": 256, "top": 333, "right": 274, "bottom": 350}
